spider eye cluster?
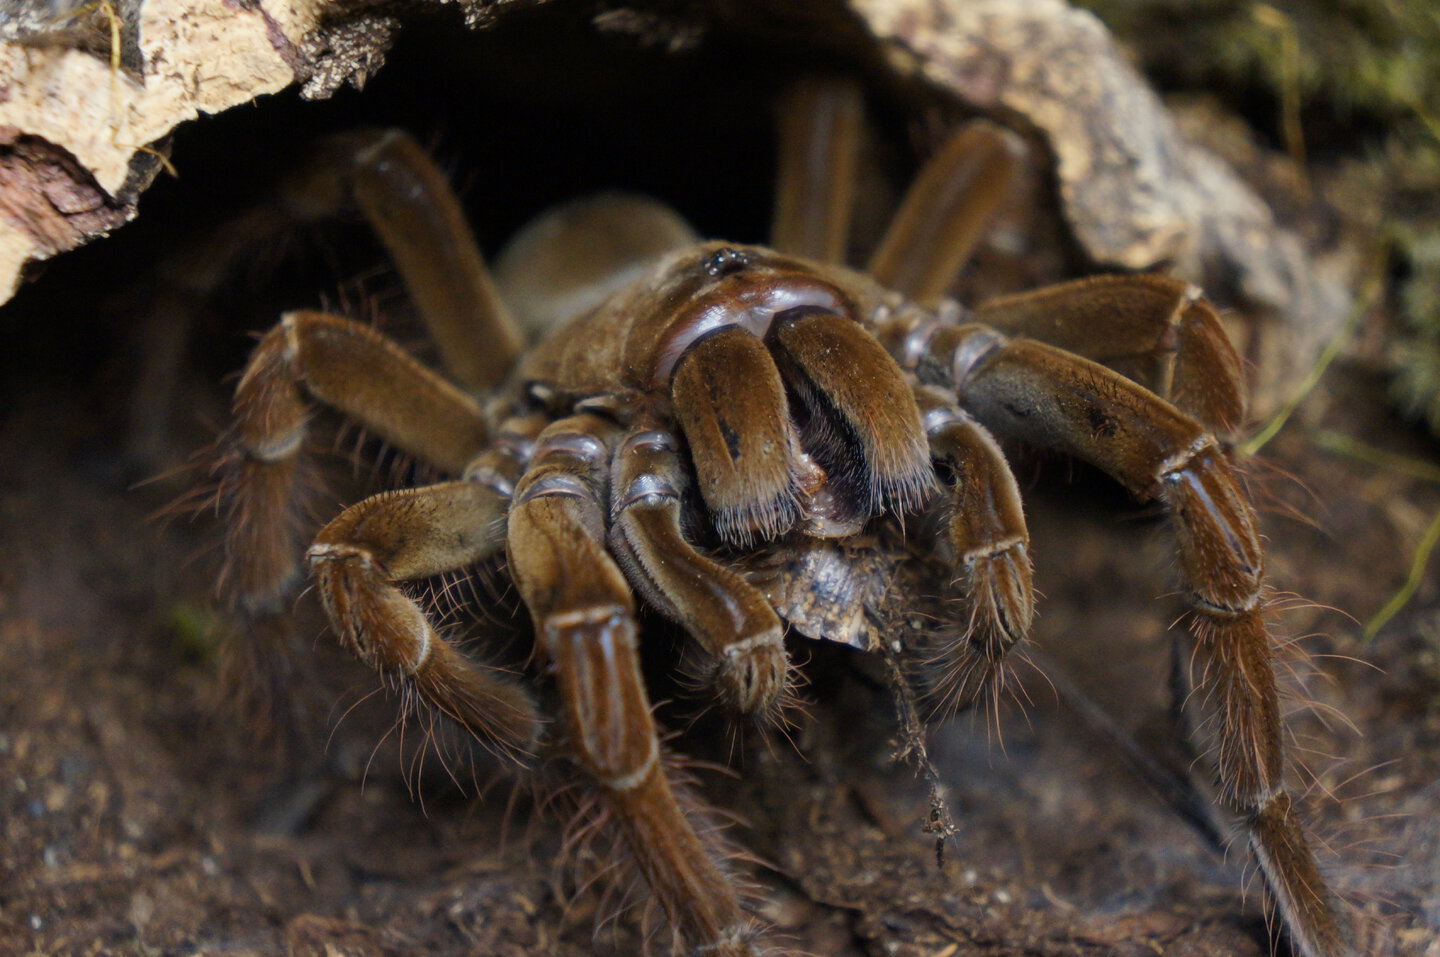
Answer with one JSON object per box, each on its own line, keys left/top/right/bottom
{"left": 702, "top": 247, "right": 750, "bottom": 277}
{"left": 651, "top": 266, "right": 850, "bottom": 384}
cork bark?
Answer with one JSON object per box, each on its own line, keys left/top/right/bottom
{"left": 0, "top": 0, "right": 1349, "bottom": 408}
{"left": 0, "top": 0, "right": 335, "bottom": 302}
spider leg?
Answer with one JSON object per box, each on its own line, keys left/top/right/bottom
{"left": 132, "top": 130, "right": 518, "bottom": 462}
{"left": 771, "top": 75, "right": 865, "bottom": 263}
{"left": 924, "top": 323, "right": 1348, "bottom": 957}
{"left": 912, "top": 386, "right": 1034, "bottom": 716}
{"left": 866, "top": 120, "right": 1025, "bottom": 303}
{"left": 224, "top": 310, "right": 489, "bottom": 613}
{"left": 507, "top": 413, "right": 760, "bottom": 956}
{"left": 974, "top": 274, "right": 1246, "bottom": 431}
{"left": 307, "top": 480, "right": 540, "bottom": 758}
{"left": 609, "top": 426, "right": 788, "bottom": 720}
{"left": 348, "top": 129, "right": 522, "bottom": 390}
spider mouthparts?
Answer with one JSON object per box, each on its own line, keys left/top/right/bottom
{"left": 796, "top": 481, "right": 867, "bottom": 538}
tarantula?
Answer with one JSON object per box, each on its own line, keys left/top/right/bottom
{"left": 212, "top": 77, "right": 1351, "bottom": 955}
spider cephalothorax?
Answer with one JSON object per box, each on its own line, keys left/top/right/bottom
{"left": 212, "top": 77, "right": 1352, "bottom": 956}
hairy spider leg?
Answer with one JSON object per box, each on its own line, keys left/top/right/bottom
{"left": 771, "top": 74, "right": 865, "bottom": 264}
{"left": 911, "top": 385, "right": 1034, "bottom": 716}
{"left": 918, "top": 322, "right": 1351, "bottom": 957}
{"left": 225, "top": 311, "right": 491, "bottom": 608}
{"left": 866, "top": 120, "right": 1025, "bottom": 304}
{"left": 133, "top": 129, "right": 518, "bottom": 462}
{"left": 308, "top": 477, "right": 540, "bottom": 759}
{"left": 506, "top": 413, "right": 763, "bottom": 957}
{"left": 349, "top": 129, "right": 522, "bottom": 390}
{"left": 221, "top": 309, "right": 497, "bottom": 741}
{"left": 974, "top": 274, "right": 1247, "bottom": 432}
{"left": 608, "top": 425, "right": 790, "bottom": 721}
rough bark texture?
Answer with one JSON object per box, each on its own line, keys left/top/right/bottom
{"left": 0, "top": 0, "right": 314, "bottom": 297}
{"left": 1, "top": 0, "right": 1347, "bottom": 412}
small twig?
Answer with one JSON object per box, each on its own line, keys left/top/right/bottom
{"left": 1364, "top": 506, "right": 1440, "bottom": 643}
{"left": 1308, "top": 428, "right": 1440, "bottom": 642}
{"left": 1401, "top": 85, "right": 1440, "bottom": 147}
{"left": 50, "top": 0, "right": 180, "bottom": 178}
{"left": 1251, "top": 3, "right": 1309, "bottom": 196}
{"left": 881, "top": 645, "right": 957, "bottom": 867}
{"left": 1311, "top": 428, "right": 1440, "bottom": 486}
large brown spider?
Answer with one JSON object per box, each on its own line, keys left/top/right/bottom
{"left": 212, "top": 77, "right": 1351, "bottom": 956}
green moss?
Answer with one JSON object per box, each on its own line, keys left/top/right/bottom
{"left": 1380, "top": 131, "right": 1440, "bottom": 432}
{"left": 165, "top": 599, "right": 224, "bottom": 664}
{"left": 1077, "top": 0, "right": 1440, "bottom": 122}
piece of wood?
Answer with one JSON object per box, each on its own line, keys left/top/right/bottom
{"left": 0, "top": 0, "right": 324, "bottom": 301}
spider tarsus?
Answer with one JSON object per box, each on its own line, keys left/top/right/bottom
{"left": 214, "top": 609, "right": 323, "bottom": 760}
{"left": 539, "top": 747, "right": 780, "bottom": 957}
{"left": 712, "top": 631, "right": 788, "bottom": 719}
{"left": 311, "top": 545, "right": 540, "bottom": 761}
{"left": 917, "top": 389, "right": 1035, "bottom": 716}
{"left": 926, "top": 544, "right": 1034, "bottom": 716}
{"left": 410, "top": 648, "right": 542, "bottom": 762}
{"left": 1248, "top": 790, "right": 1352, "bottom": 957}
